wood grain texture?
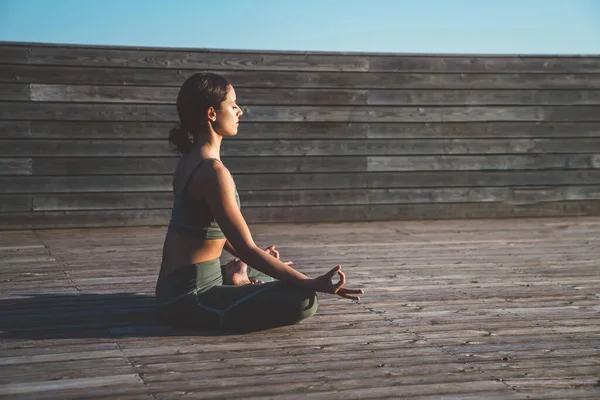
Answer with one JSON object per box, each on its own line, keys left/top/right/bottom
{"left": 0, "top": 83, "right": 29, "bottom": 101}
{"left": 13, "top": 121, "right": 600, "bottom": 139}
{"left": 0, "top": 43, "right": 594, "bottom": 72}
{"left": 0, "top": 121, "right": 30, "bottom": 138}
{"left": 0, "top": 45, "right": 30, "bottom": 64}
{"left": 30, "top": 186, "right": 600, "bottom": 211}
{"left": 0, "top": 158, "right": 32, "bottom": 175}
{"left": 3, "top": 201, "right": 600, "bottom": 228}
{"left": 4, "top": 102, "right": 600, "bottom": 122}
{"left": 3, "top": 43, "right": 600, "bottom": 228}
{"left": 6, "top": 138, "right": 600, "bottom": 157}
{"left": 1, "top": 216, "right": 599, "bottom": 398}
{"left": 30, "top": 154, "right": 600, "bottom": 175}
{"left": 0, "top": 194, "right": 32, "bottom": 212}
{"left": 3, "top": 170, "right": 600, "bottom": 193}
{"left": 3, "top": 65, "right": 600, "bottom": 89}
{"left": 29, "top": 84, "right": 600, "bottom": 106}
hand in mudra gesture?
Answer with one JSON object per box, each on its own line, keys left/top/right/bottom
{"left": 266, "top": 245, "right": 363, "bottom": 300}
{"left": 309, "top": 265, "right": 363, "bottom": 301}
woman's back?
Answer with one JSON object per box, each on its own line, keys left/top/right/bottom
{"left": 160, "top": 155, "right": 227, "bottom": 275}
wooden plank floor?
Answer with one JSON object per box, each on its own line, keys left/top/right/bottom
{"left": 1, "top": 217, "right": 599, "bottom": 399}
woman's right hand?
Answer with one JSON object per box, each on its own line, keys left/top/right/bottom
{"left": 306, "top": 265, "right": 364, "bottom": 301}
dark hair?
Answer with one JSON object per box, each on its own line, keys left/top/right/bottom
{"left": 168, "top": 72, "right": 231, "bottom": 153}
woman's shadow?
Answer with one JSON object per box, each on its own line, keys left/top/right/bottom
{"left": 1, "top": 293, "right": 236, "bottom": 339}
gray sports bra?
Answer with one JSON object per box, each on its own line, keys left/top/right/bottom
{"left": 168, "top": 158, "right": 240, "bottom": 239}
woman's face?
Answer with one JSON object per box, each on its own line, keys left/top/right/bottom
{"left": 212, "top": 85, "right": 243, "bottom": 137}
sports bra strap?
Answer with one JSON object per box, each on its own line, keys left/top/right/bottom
{"left": 176, "top": 158, "right": 222, "bottom": 197}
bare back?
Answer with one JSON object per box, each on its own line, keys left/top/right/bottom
{"left": 160, "top": 154, "right": 227, "bottom": 275}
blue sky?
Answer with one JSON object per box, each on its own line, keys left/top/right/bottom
{"left": 1, "top": 0, "right": 599, "bottom": 54}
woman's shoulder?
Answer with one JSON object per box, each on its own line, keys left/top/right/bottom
{"left": 190, "top": 158, "right": 233, "bottom": 189}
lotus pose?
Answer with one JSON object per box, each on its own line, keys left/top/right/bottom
{"left": 156, "top": 72, "right": 363, "bottom": 332}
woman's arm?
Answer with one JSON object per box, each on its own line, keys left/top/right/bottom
{"left": 199, "top": 162, "right": 310, "bottom": 285}
{"left": 223, "top": 240, "right": 239, "bottom": 258}
{"left": 197, "top": 161, "right": 363, "bottom": 300}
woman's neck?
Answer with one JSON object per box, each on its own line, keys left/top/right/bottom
{"left": 192, "top": 129, "right": 222, "bottom": 160}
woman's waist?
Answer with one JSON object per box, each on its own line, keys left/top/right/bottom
{"left": 156, "top": 258, "right": 223, "bottom": 306}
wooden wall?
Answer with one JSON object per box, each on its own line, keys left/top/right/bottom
{"left": 1, "top": 42, "right": 600, "bottom": 229}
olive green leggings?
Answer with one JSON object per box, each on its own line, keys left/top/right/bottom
{"left": 155, "top": 259, "right": 318, "bottom": 332}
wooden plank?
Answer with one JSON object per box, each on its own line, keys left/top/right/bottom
{"left": 0, "top": 45, "right": 30, "bottom": 64}
{"left": 367, "top": 154, "right": 600, "bottom": 171}
{"left": 28, "top": 46, "right": 370, "bottom": 71}
{"left": 7, "top": 138, "right": 600, "bottom": 157}
{"left": 30, "top": 186, "right": 600, "bottom": 211}
{"left": 0, "top": 158, "right": 32, "bottom": 175}
{"left": 240, "top": 105, "right": 600, "bottom": 122}
{"left": 0, "top": 65, "right": 182, "bottom": 86}
{"left": 3, "top": 65, "right": 600, "bottom": 88}
{"left": 0, "top": 121, "right": 30, "bottom": 138}
{"left": 2, "top": 201, "right": 600, "bottom": 229}
{"left": 0, "top": 83, "right": 29, "bottom": 101}
{"left": 0, "top": 209, "right": 171, "bottom": 229}
{"left": 368, "top": 55, "right": 600, "bottom": 73}
{"left": 0, "top": 175, "right": 170, "bottom": 194}
{"left": 30, "top": 85, "right": 370, "bottom": 105}
{"left": 29, "top": 84, "right": 600, "bottom": 106}
{"left": 0, "top": 374, "right": 143, "bottom": 396}
{"left": 32, "top": 156, "right": 367, "bottom": 175}
{"left": 0, "top": 194, "right": 32, "bottom": 212}
{"left": 240, "top": 201, "right": 600, "bottom": 222}
{"left": 3, "top": 170, "right": 600, "bottom": 193}
{"left": 16, "top": 44, "right": 600, "bottom": 73}
{"left": 20, "top": 121, "right": 600, "bottom": 140}
{"left": 367, "top": 89, "right": 600, "bottom": 106}
{"left": 30, "top": 154, "right": 600, "bottom": 176}
{"left": 4, "top": 102, "right": 600, "bottom": 122}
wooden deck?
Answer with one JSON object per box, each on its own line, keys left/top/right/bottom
{"left": 1, "top": 217, "right": 599, "bottom": 399}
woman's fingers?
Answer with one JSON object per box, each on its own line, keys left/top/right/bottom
{"left": 265, "top": 245, "right": 280, "bottom": 259}
{"left": 332, "top": 269, "right": 346, "bottom": 292}
{"left": 326, "top": 265, "right": 342, "bottom": 279}
{"left": 338, "top": 288, "right": 364, "bottom": 300}
{"left": 338, "top": 292, "right": 361, "bottom": 300}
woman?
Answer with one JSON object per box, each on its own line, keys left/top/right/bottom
{"left": 156, "top": 72, "right": 363, "bottom": 332}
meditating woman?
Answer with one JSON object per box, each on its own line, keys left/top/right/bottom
{"left": 156, "top": 72, "right": 363, "bottom": 332}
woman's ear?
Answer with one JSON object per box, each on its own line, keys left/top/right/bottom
{"left": 207, "top": 106, "right": 217, "bottom": 122}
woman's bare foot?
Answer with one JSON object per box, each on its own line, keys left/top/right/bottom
{"left": 222, "top": 259, "right": 253, "bottom": 286}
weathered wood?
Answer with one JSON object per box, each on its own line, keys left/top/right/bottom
{"left": 29, "top": 186, "right": 600, "bottom": 211}
{"left": 29, "top": 154, "right": 600, "bottom": 176}
{"left": 32, "top": 156, "right": 366, "bottom": 175}
{"left": 3, "top": 201, "right": 600, "bottom": 229}
{"left": 0, "top": 121, "right": 30, "bottom": 138}
{"left": 4, "top": 170, "right": 600, "bottom": 194}
{"left": 4, "top": 102, "right": 600, "bottom": 122}
{"left": 17, "top": 121, "right": 600, "bottom": 139}
{"left": 3, "top": 65, "right": 600, "bottom": 88}
{"left": 367, "top": 154, "right": 600, "bottom": 171}
{"left": 0, "top": 194, "right": 32, "bottom": 212}
{"left": 28, "top": 84, "right": 600, "bottom": 106}
{"left": 7, "top": 138, "right": 600, "bottom": 157}
{"left": 240, "top": 201, "right": 600, "bottom": 222}
{"left": 0, "top": 45, "right": 30, "bottom": 64}
{"left": 0, "top": 43, "right": 591, "bottom": 72}
{"left": 2, "top": 212, "right": 600, "bottom": 397}
{"left": 28, "top": 45, "right": 370, "bottom": 71}
{"left": 0, "top": 83, "right": 29, "bottom": 101}
{"left": 3, "top": 43, "right": 600, "bottom": 228}
{"left": 0, "top": 158, "right": 32, "bottom": 175}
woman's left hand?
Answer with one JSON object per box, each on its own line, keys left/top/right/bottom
{"left": 264, "top": 245, "right": 293, "bottom": 266}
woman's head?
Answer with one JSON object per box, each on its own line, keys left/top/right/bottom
{"left": 169, "top": 72, "right": 242, "bottom": 153}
